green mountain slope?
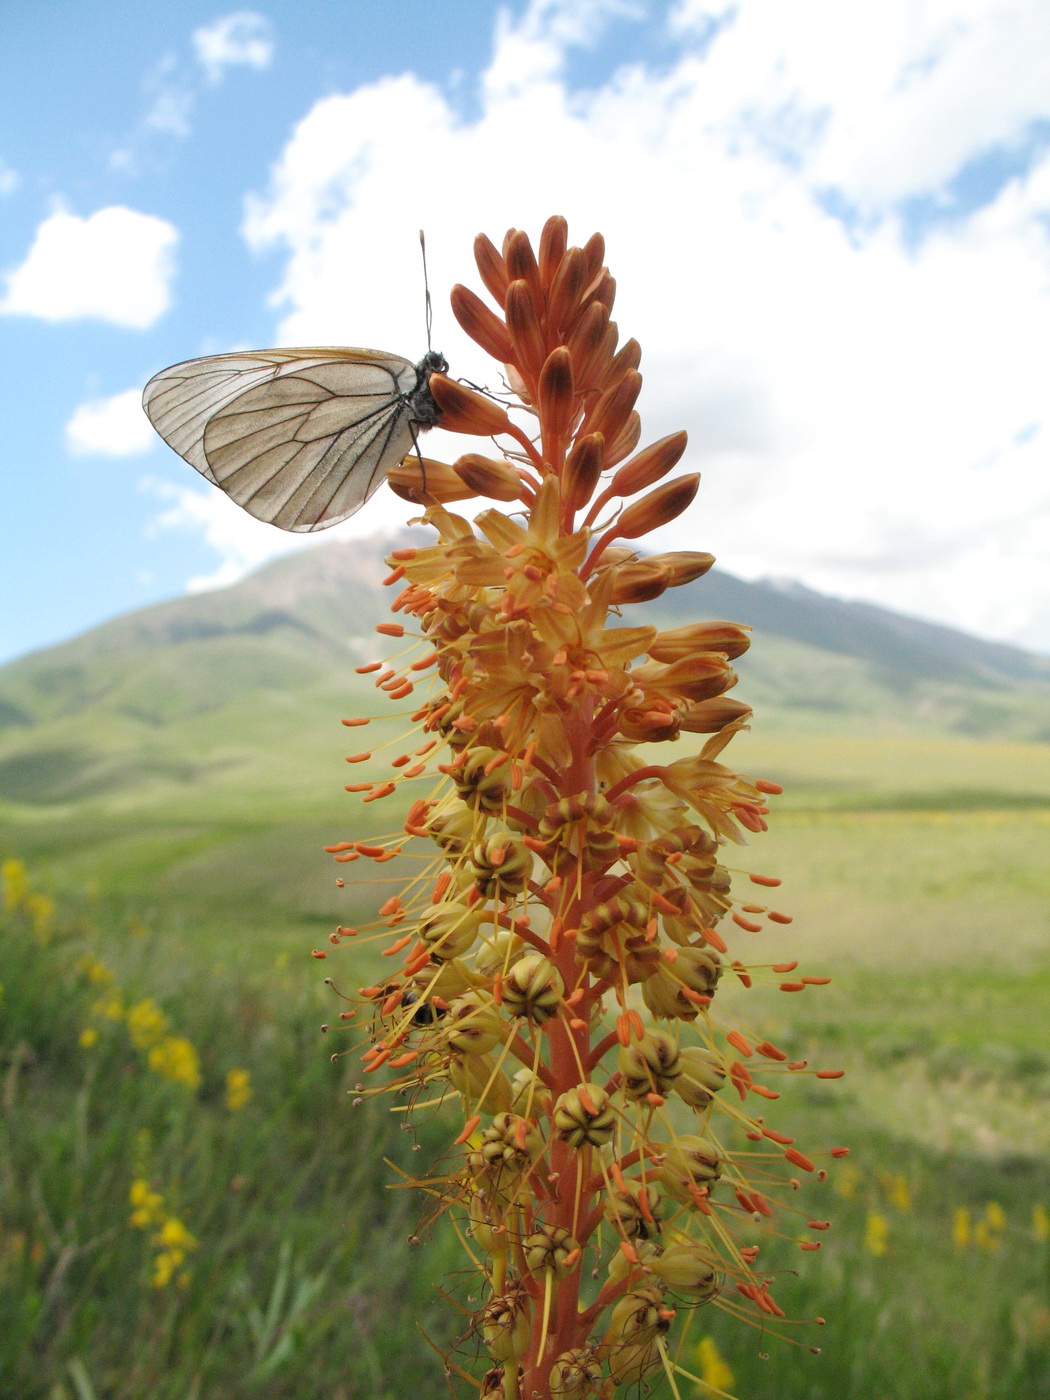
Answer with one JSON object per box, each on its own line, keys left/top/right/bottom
{"left": 0, "top": 536, "right": 1047, "bottom": 951}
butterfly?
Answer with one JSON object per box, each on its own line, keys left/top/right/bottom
{"left": 142, "top": 346, "right": 448, "bottom": 533}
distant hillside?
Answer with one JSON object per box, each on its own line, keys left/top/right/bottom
{"left": 2, "top": 532, "right": 1050, "bottom": 772}
{"left": 0, "top": 533, "right": 1046, "bottom": 943}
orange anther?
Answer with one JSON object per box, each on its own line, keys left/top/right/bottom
{"left": 732, "top": 913, "right": 763, "bottom": 932}
{"left": 784, "top": 1147, "right": 816, "bottom": 1172}
{"left": 455, "top": 1115, "right": 482, "bottom": 1145}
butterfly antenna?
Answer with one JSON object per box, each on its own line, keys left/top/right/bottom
{"left": 419, "top": 229, "right": 434, "bottom": 352}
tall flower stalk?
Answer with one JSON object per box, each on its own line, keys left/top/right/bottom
{"left": 324, "top": 218, "right": 844, "bottom": 1399}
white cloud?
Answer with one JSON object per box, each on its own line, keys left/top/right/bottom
{"left": 0, "top": 158, "right": 18, "bottom": 196}
{"left": 146, "top": 476, "right": 411, "bottom": 592}
{"left": 0, "top": 205, "right": 178, "bottom": 329}
{"left": 193, "top": 11, "right": 275, "bottom": 83}
{"left": 65, "top": 389, "right": 156, "bottom": 458}
{"left": 226, "top": 0, "right": 1050, "bottom": 648}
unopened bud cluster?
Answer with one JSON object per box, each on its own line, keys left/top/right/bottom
{"left": 329, "top": 219, "right": 843, "bottom": 1399}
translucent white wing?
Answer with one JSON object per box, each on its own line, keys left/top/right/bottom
{"left": 142, "top": 347, "right": 423, "bottom": 532}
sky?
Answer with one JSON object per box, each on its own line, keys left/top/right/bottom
{"left": 1, "top": 0, "right": 1048, "bottom": 665}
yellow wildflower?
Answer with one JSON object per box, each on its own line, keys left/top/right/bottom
{"left": 126, "top": 997, "right": 169, "bottom": 1049}
{"left": 879, "top": 1171, "right": 912, "bottom": 1212}
{"left": 952, "top": 1207, "right": 971, "bottom": 1248}
{"left": 79, "top": 1027, "right": 99, "bottom": 1050}
{"left": 1034, "top": 1204, "right": 1050, "bottom": 1241}
{"left": 152, "top": 1250, "right": 182, "bottom": 1288}
{"left": 147, "top": 1035, "right": 201, "bottom": 1089}
{"left": 1, "top": 858, "right": 28, "bottom": 911}
{"left": 225, "top": 1067, "right": 251, "bottom": 1111}
{"left": 129, "top": 1178, "right": 165, "bottom": 1229}
{"left": 78, "top": 956, "right": 115, "bottom": 986}
{"left": 92, "top": 994, "right": 124, "bottom": 1022}
{"left": 985, "top": 1201, "right": 1006, "bottom": 1233}
{"left": 154, "top": 1216, "right": 197, "bottom": 1252}
{"left": 864, "top": 1212, "right": 889, "bottom": 1256}
{"left": 695, "top": 1336, "right": 735, "bottom": 1393}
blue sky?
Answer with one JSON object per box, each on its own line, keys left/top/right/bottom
{"left": 2, "top": 0, "right": 1048, "bottom": 664}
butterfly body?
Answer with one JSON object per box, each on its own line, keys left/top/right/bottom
{"left": 143, "top": 346, "right": 448, "bottom": 532}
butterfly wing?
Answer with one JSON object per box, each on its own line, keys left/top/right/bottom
{"left": 142, "top": 348, "right": 421, "bottom": 531}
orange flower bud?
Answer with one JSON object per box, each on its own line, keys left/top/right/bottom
{"left": 581, "top": 320, "right": 619, "bottom": 391}
{"left": 583, "top": 369, "right": 642, "bottom": 447}
{"left": 606, "top": 337, "right": 641, "bottom": 385}
{"left": 474, "top": 233, "right": 509, "bottom": 307}
{"left": 647, "top": 654, "right": 737, "bottom": 702}
{"left": 547, "top": 246, "right": 587, "bottom": 336}
{"left": 538, "top": 214, "right": 568, "bottom": 290}
{"left": 605, "top": 411, "right": 641, "bottom": 468}
{"left": 590, "top": 270, "right": 616, "bottom": 315}
{"left": 644, "top": 550, "right": 715, "bottom": 587}
{"left": 506, "top": 230, "right": 543, "bottom": 307}
{"left": 615, "top": 474, "right": 700, "bottom": 538}
{"left": 566, "top": 302, "right": 609, "bottom": 383}
{"left": 648, "top": 621, "right": 751, "bottom": 662}
{"left": 451, "top": 284, "right": 513, "bottom": 363}
{"left": 564, "top": 432, "right": 604, "bottom": 512}
{"left": 605, "top": 559, "right": 670, "bottom": 604}
{"left": 387, "top": 456, "right": 479, "bottom": 503}
{"left": 538, "top": 347, "right": 576, "bottom": 441}
{"left": 678, "top": 697, "right": 753, "bottom": 733}
{"left": 453, "top": 454, "right": 524, "bottom": 502}
{"left": 582, "top": 231, "right": 605, "bottom": 281}
{"left": 506, "top": 280, "right": 546, "bottom": 376}
{"left": 610, "top": 431, "right": 689, "bottom": 499}
{"left": 428, "top": 374, "right": 512, "bottom": 436}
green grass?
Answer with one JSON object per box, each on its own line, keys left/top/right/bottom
{"left": 2, "top": 717, "right": 1049, "bottom": 1398}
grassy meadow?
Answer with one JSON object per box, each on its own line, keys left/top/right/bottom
{"left": 2, "top": 721, "right": 1048, "bottom": 1400}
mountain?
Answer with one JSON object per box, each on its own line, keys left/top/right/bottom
{"left": 0, "top": 535, "right": 1045, "bottom": 943}
{"left": 1, "top": 537, "right": 1048, "bottom": 814}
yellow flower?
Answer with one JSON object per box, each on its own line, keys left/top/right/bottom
{"left": 878, "top": 1171, "right": 912, "bottom": 1212}
{"left": 147, "top": 1036, "right": 201, "bottom": 1090}
{"left": 78, "top": 1027, "right": 99, "bottom": 1049}
{"left": 152, "top": 1251, "right": 180, "bottom": 1288}
{"left": 126, "top": 997, "right": 169, "bottom": 1049}
{"left": 952, "top": 1207, "right": 971, "bottom": 1248}
{"left": 1034, "top": 1204, "right": 1050, "bottom": 1241}
{"left": 985, "top": 1201, "right": 1006, "bottom": 1233}
{"left": 78, "top": 956, "right": 115, "bottom": 986}
{"left": 1, "top": 858, "right": 28, "bottom": 911}
{"left": 92, "top": 994, "right": 124, "bottom": 1022}
{"left": 153, "top": 1216, "right": 197, "bottom": 1252}
{"left": 864, "top": 1212, "right": 889, "bottom": 1256}
{"left": 695, "top": 1336, "right": 734, "bottom": 1394}
{"left": 225, "top": 1067, "right": 251, "bottom": 1111}
{"left": 128, "top": 1178, "right": 165, "bottom": 1229}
